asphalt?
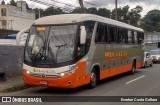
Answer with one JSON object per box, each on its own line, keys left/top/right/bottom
{"left": 1, "top": 64, "right": 160, "bottom": 105}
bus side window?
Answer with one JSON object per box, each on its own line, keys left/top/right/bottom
{"left": 117, "top": 28, "right": 124, "bottom": 43}
{"left": 132, "top": 31, "right": 135, "bottom": 44}
{"left": 109, "top": 26, "right": 117, "bottom": 43}
{"left": 137, "top": 32, "right": 144, "bottom": 44}
{"left": 122, "top": 29, "right": 126, "bottom": 43}
{"left": 105, "top": 25, "right": 108, "bottom": 43}
{"left": 134, "top": 31, "right": 137, "bottom": 44}
{"left": 95, "top": 23, "right": 106, "bottom": 43}
{"left": 128, "top": 30, "right": 132, "bottom": 43}
{"left": 84, "top": 21, "right": 95, "bottom": 52}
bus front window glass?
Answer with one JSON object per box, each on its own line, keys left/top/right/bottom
{"left": 25, "top": 25, "right": 77, "bottom": 64}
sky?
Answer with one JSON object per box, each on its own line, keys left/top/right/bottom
{"left": 1, "top": 0, "right": 160, "bottom": 17}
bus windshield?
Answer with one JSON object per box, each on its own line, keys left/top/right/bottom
{"left": 24, "top": 25, "right": 78, "bottom": 65}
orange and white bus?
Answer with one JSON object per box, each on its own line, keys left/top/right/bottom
{"left": 17, "top": 14, "right": 144, "bottom": 88}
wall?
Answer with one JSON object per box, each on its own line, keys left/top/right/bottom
{"left": 0, "top": 5, "right": 9, "bottom": 29}
{"left": 9, "top": 5, "right": 35, "bottom": 31}
{"left": 0, "top": 45, "right": 24, "bottom": 76}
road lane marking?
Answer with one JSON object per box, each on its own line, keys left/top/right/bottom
{"left": 126, "top": 75, "right": 146, "bottom": 84}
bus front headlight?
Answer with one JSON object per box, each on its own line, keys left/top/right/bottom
{"left": 26, "top": 70, "right": 30, "bottom": 74}
{"left": 23, "top": 69, "right": 30, "bottom": 74}
{"left": 58, "top": 65, "right": 77, "bottom": 77}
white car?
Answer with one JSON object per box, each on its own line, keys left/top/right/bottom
{"left": 144, "top": 52, "right": 153, "bottom": 68}
{"left": 149, "top": 50, "right": 160, "bottom": 63}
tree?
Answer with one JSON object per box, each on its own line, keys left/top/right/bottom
{"left": 10, "top": 0, "right": 16, "bottom": 6}
{"left": 72, "top": 7, "right": 88, "bottom": 13}
{"left": 128, "top": 5, "right": 143, "bottom": 26}
{"left": 88, "top": 7, "right": 98, "bottom": 15}
{"left": 111, "top": 5, "right": 142, "bottom": 27}
{"left": 97, "top": 8, "right": 111, "bottom": 18}
{"left": 42, "top": 7, "right": 64, "bottom": 16}
{"left": 111, "top": 5, "right": 130, "bottom": 21}
{"left": 1, "top": 0, "right": 5, "bottom": 5}
{"left": 142, "top": 10, "right": 160, "bottom": 32}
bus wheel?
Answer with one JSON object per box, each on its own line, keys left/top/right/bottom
{"left": 130, "top": 62, "right": 136, "bottom": 74}
{"left": 89, "top": 69, "right": 97, "bottom": 88}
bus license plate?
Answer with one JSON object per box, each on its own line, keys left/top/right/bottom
{"left": 40, "top": 81, "right": 48, "bottom": 85}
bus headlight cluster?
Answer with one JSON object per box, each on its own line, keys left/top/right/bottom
{"left": 23, "top": 69, "right": 30, "bottom": 74}
{"left": 58, "top": 65, "right": 77, "bottom": 77}
{"left": 26, "top": 70, "right": 30, "bottom": 74}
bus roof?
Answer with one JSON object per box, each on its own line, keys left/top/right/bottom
{"left": 34, "top": 14, "right": 143, "bottom": 32}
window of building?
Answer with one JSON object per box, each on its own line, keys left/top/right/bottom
{"left": 1, "top": 20, "right": 7, "bottom": 29}
{"left": 1, "top": 20, "right": 6, "bottom": 26}
{"left": 1, "top": 8, "right": 6, "bottom": 16}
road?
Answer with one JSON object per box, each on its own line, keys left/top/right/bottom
{"left": 1, "top": 64, "right": 160, "bottom": 105}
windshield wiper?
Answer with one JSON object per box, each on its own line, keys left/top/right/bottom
{"left": 55, "top": 44, "right": 67, "bottom": 59}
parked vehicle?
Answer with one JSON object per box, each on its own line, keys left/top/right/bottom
{"left": 149, "top": 50, "right": 160, "bottom": 63}
{"left": 3, "top": 34, "right": 16, "bottom": 39}
{"left": 144, "top": 52, "right": 153, "bottom": 68}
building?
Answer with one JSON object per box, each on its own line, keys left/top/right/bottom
{"left": 0, "top": 1, "right": 35, "bottom": 31}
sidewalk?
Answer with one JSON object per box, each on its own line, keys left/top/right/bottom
{"left": 0, "top": 75, "right": 24, "bottom": 92}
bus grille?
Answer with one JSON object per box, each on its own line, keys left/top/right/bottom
{"left": 29, "top": 73, "right": 59, "bottom": 78}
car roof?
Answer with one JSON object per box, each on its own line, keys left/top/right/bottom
{"left": 150, "top": 50, "right": 160, "bottom": 51}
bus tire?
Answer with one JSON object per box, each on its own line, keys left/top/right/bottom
{"left": 89, "top": 69, "right": 97, "bottom": 88}
{"left": 130, "top": 61, "right": 136, "bottom": 74}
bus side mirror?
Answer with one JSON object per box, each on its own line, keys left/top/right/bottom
{"left": 80, "top": 26, "right": 86, "bottom": 45}
{"left": 16, "top": 28, "right": 29, "bottom": 46}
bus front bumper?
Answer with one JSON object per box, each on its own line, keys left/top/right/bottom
{"left": 23, "top": 71, "right": 89, "bottom": 88}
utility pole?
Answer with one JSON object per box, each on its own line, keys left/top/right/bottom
{"left": 115, "top": 0, "right": 118, "bottom": 20}
{"left": 79, "top": 0, "right": 84, "bottom": 8}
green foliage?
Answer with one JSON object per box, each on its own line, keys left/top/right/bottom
{"left": 1, "top": 0, "right": 5, "bottom": 5}
{"left": 128, "top": 5, "right": 143, "bottom": 26}
{"left": 112, "top": 5, "right": 142, "bottom": 26}
{"left": 97, "top": 8, "right": 111, "bottom": 18}
{"left": 34, "top": 7, "right": 64, "bottom": 19}
{"left": 10, "top": 0, "right": 16, "bottom": 6}
{"left": 44, "top": 7, "right": 64, "bottom": 16}
{"left": 142, "top": 10, "right": 160, "bottom": 32}
{"left": 72, "top": 7, "right": 88, "bottom": 13}
{"left": 71, "top": 7, "right": 111, "bottom": 18}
